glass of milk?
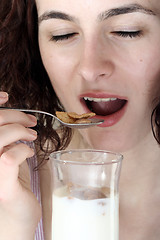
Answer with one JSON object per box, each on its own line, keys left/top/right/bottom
{"left": 49, "top": 149, "right": 123, "bottom": 240}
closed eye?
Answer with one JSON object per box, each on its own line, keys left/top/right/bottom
{"left": 112, "top": 30, "right": 142, "bottom": 38}
{"left": 50, "top": 32, "right": 77, "bottom": 42}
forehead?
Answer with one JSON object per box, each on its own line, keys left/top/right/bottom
{"left": 35, "top": 0, "right": 160, "bottom": 28}
{"left": 35, "top": 0, "right": 160, "bottom": 14}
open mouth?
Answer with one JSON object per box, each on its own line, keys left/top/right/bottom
{"left": 82, "top": 97, "right": 127, "bottom": 116}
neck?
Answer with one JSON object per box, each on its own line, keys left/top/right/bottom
{"left": 119, "top": 133, "right": 160, "bottom": 214}
{"left": 119, "top": 136, "right": 160, "bottom": 239}
{"left": 68, "top": 129, "right": 160, "bottom": 190}
{"left": 120, "top": 134, "right": 160, "bottom": 187}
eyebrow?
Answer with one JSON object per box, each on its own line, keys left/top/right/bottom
{"left": 38, "top": 3, "right": 156, "bottom": 24}
{"left": 38, "top": 11, "right": 76, "bottom": 24}
{"left": 99, "top": 3, "right": 156, "bottom": 21}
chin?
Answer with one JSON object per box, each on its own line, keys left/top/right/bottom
{"left": 80, "top": 128, "right": 133, "bottom": 154}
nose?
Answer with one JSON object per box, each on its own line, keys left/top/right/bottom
{"left": 78, "top": 40, "right": 114, "bottom": 82}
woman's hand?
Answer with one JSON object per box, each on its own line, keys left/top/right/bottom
{"left": 0, "top": 92, "right": 41, "bottom": 239}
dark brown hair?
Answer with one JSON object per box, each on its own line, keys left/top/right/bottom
{"left": 0, "top": 0, "right": 72, "bottom": 166}
{"left": 151, "top": 100, "right": 160, "bottom": 144}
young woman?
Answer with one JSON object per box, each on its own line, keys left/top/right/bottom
{"left": 0, "top": 0, "right": 160, "bottom": 239}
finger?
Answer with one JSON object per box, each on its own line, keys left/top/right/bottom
{"left": 0, "top": 92, "right": 9, "bottom": 105}
{"left": 0, "top": 123, "right": 37, "bottom": 150}
{"left": 1, "top": 143, "right": 34, "bottom": 166}
{"left": 0, "top": 109, "right": 37, "bottom": 127}
{"left": 0, "top": 143, "right": 34, "bottom": 200}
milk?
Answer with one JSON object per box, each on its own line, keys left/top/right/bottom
{"left": 52, "top": 186, "right": 119, "bottom": 240}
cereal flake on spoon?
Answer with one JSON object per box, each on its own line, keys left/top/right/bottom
{"left": 56, "top": 111, "right": 96, "bottom": 124}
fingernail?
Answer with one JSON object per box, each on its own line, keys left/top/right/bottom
{"left": 28, "top": 114, "right": 37, "bottom": 124}
{"left": 28, "top": 128, "right": 37, "bottom": 137}
{"left": 0, "top": 92, "right": 8, "bottom": 98}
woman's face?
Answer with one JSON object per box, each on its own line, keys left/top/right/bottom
{"left": 36, "top": 0, "right": 160, "bottom": 152}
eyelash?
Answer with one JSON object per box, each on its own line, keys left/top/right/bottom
{"left": 50, "top": 33, "right": 77, "bottom": 42}
{"left": 113, "top": 30, "right": 142, "bottom": 38}
{"left": 50, "top": 30, "right": 142, "bottom": 42}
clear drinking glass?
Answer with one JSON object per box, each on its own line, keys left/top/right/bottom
{"left": 49, "top": 149, "right": 123, "bottom": 240}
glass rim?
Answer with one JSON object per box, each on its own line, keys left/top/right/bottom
{"left": 49, "top": 149, "right": 123, "bottom": 165}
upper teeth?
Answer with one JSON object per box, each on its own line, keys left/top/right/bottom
{"left": 83, "top": 97, "right": 117, "bottom": 102}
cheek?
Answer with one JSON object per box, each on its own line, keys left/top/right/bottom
{"left": 121, "top": 44, "right": 160, "bottom": 99}
{"left": 40, "top": 42, "right": 77, "bottom": 84}
{"left": 137, "top": 53, "right": 160, "bottom": 104}
{"left": 40, "top": 50, "right": 71, "bottom": 91}
{"left": 40, "top": 47, "right": 78, "bottom": 109}
{"left": 144, "top": 49, "right": 160, "bottom": 98}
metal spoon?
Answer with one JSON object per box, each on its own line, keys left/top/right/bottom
{"left": 0, "top": 107, "right": 104, "bottom": 129}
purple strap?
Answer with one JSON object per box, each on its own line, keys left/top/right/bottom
{"left": 27, "top": 142, "right": 44, "bottom": 240}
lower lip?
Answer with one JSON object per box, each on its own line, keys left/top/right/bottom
{"left": 83, "top": 102, "right": 128, "bottom": 128}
